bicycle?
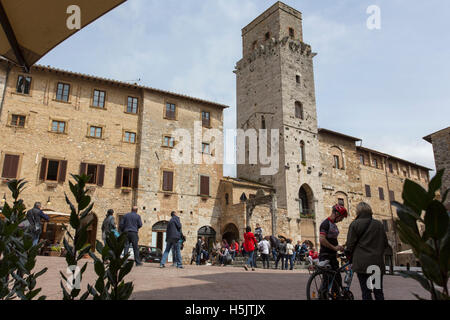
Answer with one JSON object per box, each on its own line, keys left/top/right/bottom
{"left": 306, "top": 253, "right": 355, "bottom": 300}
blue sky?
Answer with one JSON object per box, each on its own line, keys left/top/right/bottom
{"left": 39, "top": 0, "right": 450, "bottom": 177}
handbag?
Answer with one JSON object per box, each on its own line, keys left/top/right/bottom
{"left": 112, "top": 229, "right": 120, "bottom": 238}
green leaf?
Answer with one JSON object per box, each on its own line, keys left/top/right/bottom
{"left": 429, "top": 170, "right": 444, "bottom": 196}
{"left": 402, "top": 180, "right": 431, "bottom": 213}
{"left": 424, "top": 200, "right": 449, "bottom": 240}
{"left": 78, "top": 195, "right": 91, "bottom": 211}
{"left": 118, "top": 261, "right": 133, "bottom": 282}
{"left": 420, "top": 253, "right": 444, "bottom": 287}
{"left": 94, "top": 260, "right": 106, "bottom": 278}
{"left": 70, "top": 211, "right": 80, "bottom": 230}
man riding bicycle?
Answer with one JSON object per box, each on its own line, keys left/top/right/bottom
{"left": 318, "top": 204, "right": 348, "bottom": 298}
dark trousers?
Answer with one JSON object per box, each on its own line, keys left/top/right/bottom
{"left": 320, "top": 255, "right": 341, "bottom": 296}
{"left": 357, "top": 273, "right": 385, "bottom": 300}
{"left": 124, "top": 231, "right": 141, "bottom": 265}
{"left": 285, "top": 254, "right": 293, "bottom": 270}
{"left": 261, "top": 253, "right": 270, "bottom": 268}
{"left": 275, "top": 254, "right": 285, "bottom": 269}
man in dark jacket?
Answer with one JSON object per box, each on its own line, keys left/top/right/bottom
{"left": 345, "top": 202, "right": 389, "bottom": 300}
{"left": 26, "top": 202, "right": 49, "bottom": 246}
{"left": 160, "top": 211, "right": 183, "bottom": 268}
{"left": 269, "top": 235, "right": 280, "bottom": 266}
{"left": 119, "top": 206, "right": 143, "bottom": 266}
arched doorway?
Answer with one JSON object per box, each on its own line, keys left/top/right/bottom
{"left": 152, "top": 221, "right": 171, "bottom": 262}
{"left": 222, "top": 223, "right": 239, "bottom": 245}
{"left": 81, "top": 213, "right": 98, "bottom": 252}
{"left": 198, "top": 226, "right": 216, "bottom": 251}
{"left": 299, "top": 184, "right": 314, "bottom": 218}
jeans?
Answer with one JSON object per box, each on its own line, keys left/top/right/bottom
{"left": 196, "top": 251, "right": 202, "bottom": 265}
{"left": 272, "top": 249, "right": 277, "bottom": 263}
{"left": 161, "top": 239, "right": 180, "bottom": 267}
{"left": 124, "top": 232, "right": 141, "bottom": 265}
{"left": 285, "top": 254, "right": 294, "bottom": 270}
{"left": 357, "top": 273, "right": 385, "bottom": 300}
{"left": 246, "top": 250, "right": 255, "bottom": 267}
{"left": 32, "top": 229, "right": 41, "bottom": 246}
{"left": 275, "top": 254, "right": 285, "bottom": 269}
{"left": 261, "top": 253, "right": 270, "bottom": 268}
{"left": 230, "top": 250, "right": 236, "bottom": 260}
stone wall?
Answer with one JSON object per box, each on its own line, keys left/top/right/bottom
{"left": 428, "top": 127, "right": 450, "bottom": 210}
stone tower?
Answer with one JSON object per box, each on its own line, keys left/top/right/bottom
{"left": 235, "top": 2, "right": 324, "bottom": 233}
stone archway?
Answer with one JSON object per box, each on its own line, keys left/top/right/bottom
{"left": 198, "top": 226, "right": 216, "bottom": 251}
{"left": 245, "top": 189, "right": 277, "bottom": 236}
{"left": 152, "top": 221, "right": 169, "bottom": 251}
{"left": 222, "top": 223, "right": 240, "bottom": 245}
{"left": 299, "top": 184, "right": 314, "bottom": 218}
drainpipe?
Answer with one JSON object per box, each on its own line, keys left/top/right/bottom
{"left": 384, "top": 156, "right": 399, "bottom": 266}
{"left": 0, "top": 62, "right": 12, "bottom": 122}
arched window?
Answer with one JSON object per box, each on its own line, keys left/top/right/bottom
{"left": 295, "top": 101, "right": 304, "bottom": 119}
{"left": 225, "top": 193, "right": 229, "bottom": 205}
{"left": 299, "top": 184, "right": 314, "bottom": 218}
{"left": 300, "top": 141, "right": 306, "bottom": 164}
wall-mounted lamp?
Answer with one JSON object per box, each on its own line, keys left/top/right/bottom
{"left": 46, "top": 196, "right": 51, "bottom": 206}
{"left": 1, "top": 193, "right": 6, "bottom": 204}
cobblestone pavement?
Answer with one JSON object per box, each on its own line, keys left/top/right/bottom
{"left": 35, "top": 256, "right": 429, "bottom": 300}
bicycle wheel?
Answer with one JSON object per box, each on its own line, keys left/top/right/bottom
{"left": 306, "top": 271, "right": 327, "bottom": 300}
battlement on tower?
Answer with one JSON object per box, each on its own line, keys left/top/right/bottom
{"left": 241, "top": 2, "right": 304, "bottom": 58}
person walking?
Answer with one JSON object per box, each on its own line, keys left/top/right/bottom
{"left": 255, "top": 223, "right": 263, "bottom": 242}
{"left": 269, "top": 235, "right": 280, "bottom": 266}
{"left": 345, "top": 202, "right": 389, "bottom": 301}
{"left": 101, "top": 209, "right": 117, "bottom": 245}
{"left": 26, "top": 202, "right": 49, "bottom": 246}
{"left": 195, "top": 237, "right": 206, "bottom": 265}
{"left": 119, "top": 206, "right": 143, "bottom": 266}
{"left": 243, "top": 226, "right": 258, "bottom": 271}
{"left": 285, "top": 239, "right": 295, "bottom": 270}
{"left": 275, "top": 238, "right": 287, "bottom": 270}
{"left": 160, "top": 211, "right": 183, "bottom": 269}
{"left": 258, "top": 236, "right": 271, "bottom": 269}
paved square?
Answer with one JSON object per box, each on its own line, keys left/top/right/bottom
{"left": 34, "top": 257, "right": 429, "bottom": 300}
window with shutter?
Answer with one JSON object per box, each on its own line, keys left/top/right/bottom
{"left": 40, "top": 158, "right": 48, "bottom": 180}
{"left": 379, "top": 187, "right": 385, "bottom": 200}
{"left": 202, "top": 111, "right": 210, "bottom": 127}
{"left": 389, "top": 190, "right": 395, "bottom": 202}
{"left": 165, "top": 103, "right": 176, "bottom": 120}
{"left": 80, "top": 163, "right": 87, "bottom": 175}
{"left": 1, "top": 154, "right": 20, "bottom": 179}
{"left": 200, "top": 176, "right": 210, "bottom": 196}
{"left": 163, "top": 171, "right": 174, "bottom": 192}
{"left": 365, "top": 185, "right": 371, "bottom": 197}
{"left": 122, "top": 168, "right": 133, "bottom": 188}
{"left": 87, "top": 164, "right": 98, "bottom": 184}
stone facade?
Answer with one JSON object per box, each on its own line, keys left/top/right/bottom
{"left": 0, "top": 2, "right": 434, "bottom": 264}
{"left": 0, "top": 63, "right": 227, "bottom": 261}
{"left": 236, "top": 2, "right": 324, "bottom": 246}
{"left": 424, "top": 127, "right": 450, "bottom": 210}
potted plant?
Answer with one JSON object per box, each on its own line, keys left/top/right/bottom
{"left": 49, "top": 244, "right": 62, "bottom": 257}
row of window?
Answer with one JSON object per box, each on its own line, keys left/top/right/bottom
{"left": 364, "top": 185, "right": 395, "bottom": 202}
{"left": 15, "top": 75, "right": 212, "bottom": 125}
{"left": 1, "top": 154, "right": 212, "bottom": 196}
{"left": 359, "top": 153, "right": 428, "bottom": 182}
{"left": 9, "top": 114, "right": 214, "bottom": 152}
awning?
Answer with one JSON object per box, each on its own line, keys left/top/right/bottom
{"left": 397, "top": 249, "right": 414, "bottom": 255}
{"left": 0, "top": 0, "right": 127, "bottom": 72}
{"left": 42, "top": 210, "right": 70, "bottom": 224}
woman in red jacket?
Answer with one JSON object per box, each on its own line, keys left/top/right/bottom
{"left": 243, "top": 226, "right": 258, "bottom": 271}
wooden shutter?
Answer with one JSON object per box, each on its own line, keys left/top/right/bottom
{"left": 379, "top": 188, "right": 385, "bottom": 200}
{"left": 200, "top": 176, "right": 210, "bottom": 196}
{"left": 97, "top": 165, "right": 105, "bottom": 187}
{"left": 58, "top": 160, "right": 68, "bottom": 183}
{"left": 365, "top": 185, "right": 371, "bottom": 197}
{"left": 389, "top": 190, "right": 395, "bottom": 202}
{"left": 163, "top": 171, "right": 173, "bottom": 191}
{"left": 39, "top": 158, "right": 48, "bottom": 180}
{"left": 2, "top": 154, "right": 20, "bottom": 179}
{"left": 80, "top": 163, "right": 87, "bottom": 175}
{"left": 132, "top": 168, "right": 139, "bottom": 189}
{"left": 115, "top": 167, "right": 123, "bottom": 188}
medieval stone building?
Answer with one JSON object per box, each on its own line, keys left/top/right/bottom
{"left": 0, "top": 2, "right": 431, "bottom": 262}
